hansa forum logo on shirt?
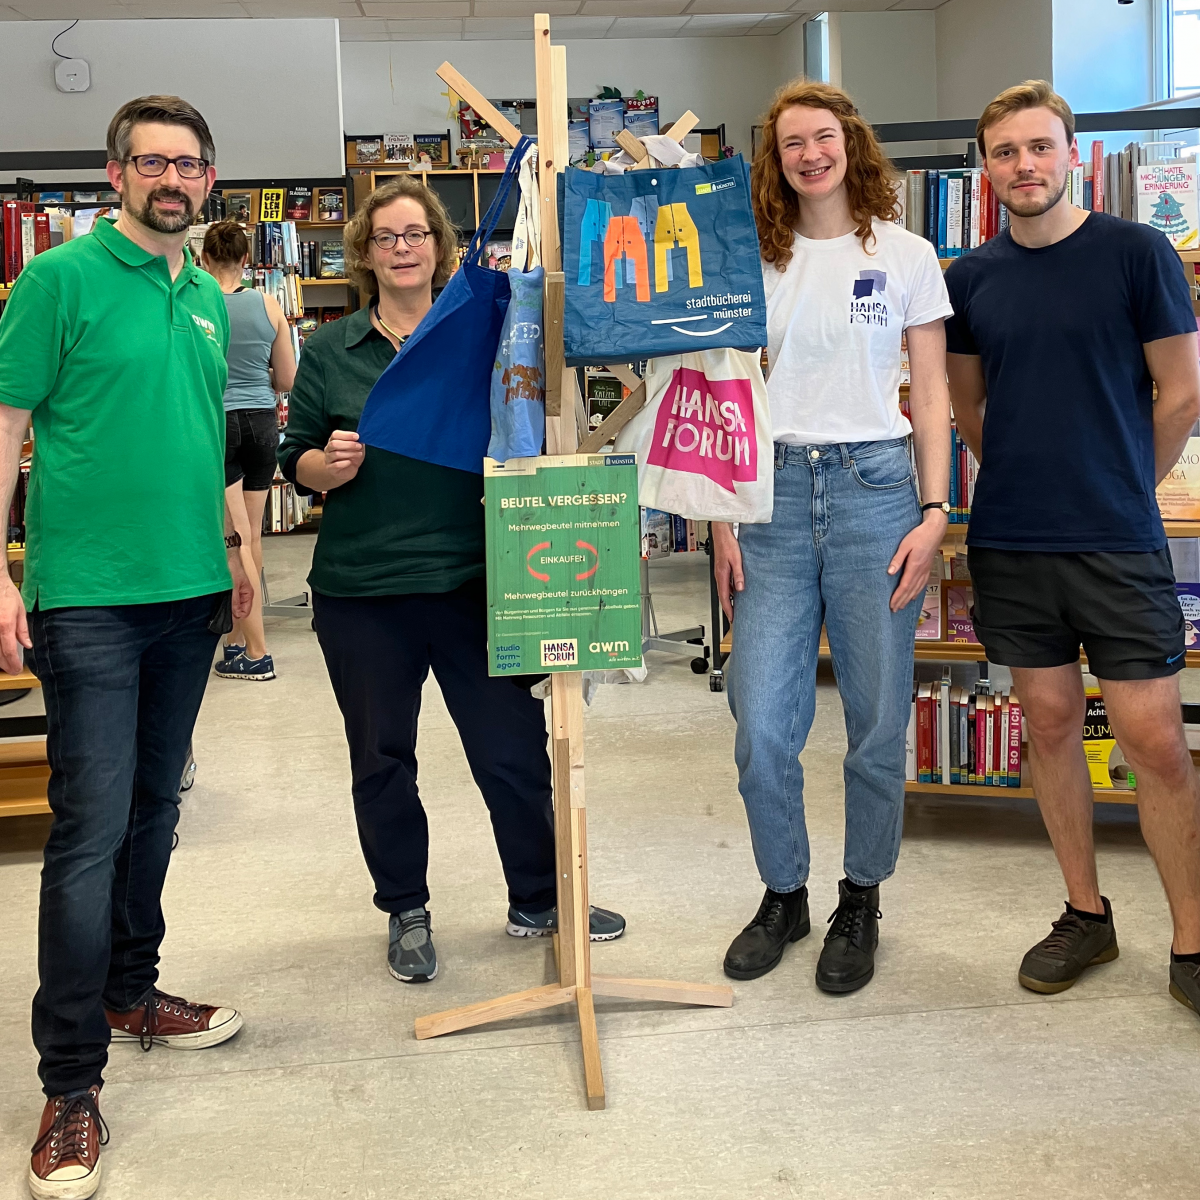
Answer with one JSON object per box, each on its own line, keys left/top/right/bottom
{"left": 850, "top": 270, "right": 888, "bottom": 327}
{"left": 192, "top": 314, "right": 219, "bottom": 343}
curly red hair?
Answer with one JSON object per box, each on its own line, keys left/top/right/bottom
{"left": 752, "top": 79, "right": 900, "bottom": 269}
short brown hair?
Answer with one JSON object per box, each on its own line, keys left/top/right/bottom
{"left": 106, "top": 94, "right": 216, "bottom": 165}
{"left": 752, "top": 79, "right": 900, "bottom": 267}
{"left": 202, "top": 220, "right": 248, "bottom": 265}
{"left": 344, "top": 176, "right": 459, "bottom": 297}
{"left": 976, "top": 80, "right": 1075, "bottom": 158}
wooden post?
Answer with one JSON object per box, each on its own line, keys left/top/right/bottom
{"left": 413, "top": 20, "right": 733, "bottom": 1110}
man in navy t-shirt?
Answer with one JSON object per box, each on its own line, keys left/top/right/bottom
{"left": 946, "top": 80, "right": 1200, "bottom": 1017}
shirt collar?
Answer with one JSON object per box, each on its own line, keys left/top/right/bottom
{"left": 342, "top": 305, "right": 380, "bottom": 349}
{"left": 93, "top": 215, "right": 201, "bottom": 284}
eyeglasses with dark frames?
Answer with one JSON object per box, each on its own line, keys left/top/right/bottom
{"left": 370, "top": 229, "right": 433, "bottom": 250}
{"left": 125, "top": 154, "right": 209, "bottom": 179}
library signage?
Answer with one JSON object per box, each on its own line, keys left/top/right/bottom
{"left": 484, "top": 454, "right": 642, "bottom": 675}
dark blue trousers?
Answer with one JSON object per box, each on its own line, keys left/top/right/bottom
{"left": 29, "top": 595, "right": 221, "bottom": 1096}
{"left": 312, "top": 581, "right": 557, "bottom": 916}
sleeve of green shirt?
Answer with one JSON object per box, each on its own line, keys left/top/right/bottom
{"left": 0, "top": 269, "right": 66, "bottom": 412}
{"left": 277, "top": 336, "right": 330, "bottom": 489}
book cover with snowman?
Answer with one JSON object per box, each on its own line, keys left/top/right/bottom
{"left": 1136, "top": 161, "right": 1199, "bottom": 248}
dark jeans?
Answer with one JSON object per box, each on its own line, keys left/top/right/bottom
{"left": 312, "top": 582, "right": 557, "bottom": 915}
{"left": 29, "top": 595, "right": 221, "bottom": 1096}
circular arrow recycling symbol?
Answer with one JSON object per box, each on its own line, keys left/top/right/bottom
{"left": 526, "top": 540, "right": 600, "bottom": 582}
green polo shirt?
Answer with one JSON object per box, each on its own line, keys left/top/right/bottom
{"left": 0, "top": 218, "right": 231, "bottom": 609}
{"left": 277, "top": 306, "right": 485, "bottom": 597}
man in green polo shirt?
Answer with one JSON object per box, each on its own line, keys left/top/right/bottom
{"left": 0, "top": 95, "right": 252, "bottom": 1200}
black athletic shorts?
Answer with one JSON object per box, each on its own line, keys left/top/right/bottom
{"left": 225, "top": 407, "right": 279, "bottom": 491}
{"left": 967, "top": 546, "right": 1186, "bottom": 681}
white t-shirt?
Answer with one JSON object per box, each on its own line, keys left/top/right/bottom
{"left": 763, "top": 218, "right": 952, "bottom": 445}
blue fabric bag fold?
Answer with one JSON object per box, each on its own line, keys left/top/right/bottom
{"left": 357, "top": 137, "right": 532, "bottom": 474}
{"left": 486, "top": 263, "right": 545, "bottom": 463}
{"left": 559, "top": 155, "right": 767, "bottom": 367}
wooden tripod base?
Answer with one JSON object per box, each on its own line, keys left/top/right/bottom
{"left": 414, "top": 960, "right": 733, "bottom": 1110}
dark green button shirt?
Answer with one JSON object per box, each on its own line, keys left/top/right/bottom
{"left": 278, "top": 306, "right": 485, "bottom": 597}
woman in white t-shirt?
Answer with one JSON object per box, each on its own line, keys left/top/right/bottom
{"left": 716, "top": 80, "right": 952, "bottom": 995}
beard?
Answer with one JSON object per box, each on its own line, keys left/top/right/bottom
{"left": 134, "top": 186, "right": 198, "bottom": 233}
{"left": 1001, "top": 167, "right": 1069, "bottom": 218}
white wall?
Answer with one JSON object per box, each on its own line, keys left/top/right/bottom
{"left": 339, "top": 36, "right": 785, "bottom": 158}
{"left": 0, "top": 19, "right": 344, "bottom": 184}
{"left": 935, "top": 0, "right": 1053, "bottom": 120}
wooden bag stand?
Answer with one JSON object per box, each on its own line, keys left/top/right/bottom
{"left": 414, "top": 17, "right": 732, "bottom": 1111}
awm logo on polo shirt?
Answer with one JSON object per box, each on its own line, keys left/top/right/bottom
{"left": 849, "top": 270, "right": 888, "bottom": 327}
{"left": 192, "top": 314, "right": 218, "bottom": 343}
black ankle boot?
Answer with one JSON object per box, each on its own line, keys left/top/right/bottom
{"left": 815, "top": 879, "right": 880, "bottom": 994}
{"left": 723, "top": 886, "right": 810, "bottom": 980}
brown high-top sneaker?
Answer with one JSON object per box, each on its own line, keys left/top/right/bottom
{"left": 105, "top": 989, "right": 243, "bottom": 1051}
{"left": 28, "top": 1086, "right": 107, "bottom": 1200}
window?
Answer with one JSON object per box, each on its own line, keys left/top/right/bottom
{"left": 1171, "top": 2, "right": 1200, "bottom": 94}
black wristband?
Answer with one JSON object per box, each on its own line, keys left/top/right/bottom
{"left": 921, "top": 501, "right": 950, "bottom": 514}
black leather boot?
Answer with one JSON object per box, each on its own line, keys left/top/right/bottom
{"left": 723, "top": 886, "right": 810, "bottom": 980}
{"left": 815, "top": 880, "right": 880, "bottom": 994}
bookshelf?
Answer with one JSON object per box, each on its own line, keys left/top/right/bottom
{"left": 366, "top": 169, "right": 517, "bottom": 240}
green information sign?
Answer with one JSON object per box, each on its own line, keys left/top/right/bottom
{"left": 485, "top": 453, "right": 643, "bottom": 675}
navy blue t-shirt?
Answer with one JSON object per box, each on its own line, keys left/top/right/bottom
{"left": 945, "top": 212, "right": 1196, "bottom": 552}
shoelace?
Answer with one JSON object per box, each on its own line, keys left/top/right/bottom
{"left": 826, "top": 895, "right": 882, "bottom": 948}
{"left": 1039, "top": 912, "right": 1093, "bottom": 957}
{"left": 750, "top": 894, "right": 788, "bottom": 931}
{"left": 31, "top": 1093, "right": 109, "bottom": 1168}
{"left": 132, "top": 990, "right": 208, "bottom": 1052}
{"left": 398, "top": 910, "right": 431, "bottom": 949}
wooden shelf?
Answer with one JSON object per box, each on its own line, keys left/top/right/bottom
{"left": 0, "top": 286, "right": 10, "bottom": 300}
{"left": 300, "top": 277, "right": 350, "bottom": 285}
{"left": 294, "top": 221, "right": 346, "bottom": 228}
{"left": 905, "top": 779, "right": 1134, "bottom": 805}
{"left": 0, "top": 667, "right": 39, "bottom": 691}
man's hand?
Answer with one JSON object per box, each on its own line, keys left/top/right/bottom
{"left": 228, "top": 549, "right": 254, "bottom": 622}
{"left": 0, "top": 574, "right": 31, "bottom": 675}
{"left": 887, "top": 511, "right": 947, "bottom": 613}
{"left": 324, "top": 430, "right": 365, "bottom": 486}
{"left": 711, "top": 521, "right": 744, "bottom": 623}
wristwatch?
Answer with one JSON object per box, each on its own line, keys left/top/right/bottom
{"left": 225, "top": 531, "right": 243, "bottom": 549}
{"left": 921, "top": 501, "right": 950, "bottom": 515}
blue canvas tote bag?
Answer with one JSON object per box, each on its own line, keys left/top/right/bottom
{"left": 357, "top": 137, "right": 532, "bottom": 474}
{"left": 486, "top": 263, "right": 545, "bottom": 463}
{"left": 560, "top": 155, "right": 767, "bottom": 367}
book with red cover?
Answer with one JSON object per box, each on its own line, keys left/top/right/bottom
{"left": 1008, "top": 696, "right": 1023, "bottom": 787}
{"left": 33, "top": 212, "right": 50, "bottom": 256}
{"left": 4, "top": 200, "right": 34, "bottom": 283}
{"left": 1091, "top": 140, "right": 1105, "bottom": 212}
{"left": 917, "top": 682, "right": 932, "bottom": 783}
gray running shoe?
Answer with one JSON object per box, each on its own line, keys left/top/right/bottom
{"left": 1018, "top": 898, "right": 1119, "bottom": 994}
{"left": 1169, "top": 959, "right": 1200, "bottom": 1018}
{"left": 388, "top": 908, "right": 437, "bottom": 983}
{"left": 506, "top": 904, "right": 626, "bottom": 941}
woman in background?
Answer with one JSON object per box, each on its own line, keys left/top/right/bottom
{"left": 202, "top": 220, "right": 296, "bottom": 680}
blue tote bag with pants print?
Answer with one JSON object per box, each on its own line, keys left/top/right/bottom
{"left": 357, "top": 137, "right": 533, "bottom": 474}
{"left": 560, "top": 155, "right": 767, "bottom": 367}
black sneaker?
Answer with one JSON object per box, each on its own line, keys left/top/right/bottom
{"left": 1169, "top": 958, "right": 1200, "bottom": 1018}
{"left": 1018, "top": 898, "right": 1119, "bottom": 994}
{"left": 723, "top": 886, "right": 810, "bottom": 980}
{"left": 816, "top": 880, "right": 880, "bottom": 994}
{"left": 388, "top": 907, "right": 437, "bottom": 983}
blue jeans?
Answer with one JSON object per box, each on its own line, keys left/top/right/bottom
{"left": 727, "top": 440, "right": 921, "bottom": 892}
{"left": 29, "top": 595, "right": 222, "bottom": 1096}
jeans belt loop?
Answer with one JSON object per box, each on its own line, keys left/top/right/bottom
{"left": 774, "top": 442, "right": 786, "bottom": 470}
{"left": 838, "top": 442, "right": 852, "bottom": 468}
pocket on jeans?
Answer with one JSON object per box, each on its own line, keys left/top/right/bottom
{"left": 850, "top": 445, "right": 912, "bottom": 490}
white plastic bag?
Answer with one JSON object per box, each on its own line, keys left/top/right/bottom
{"left": 510, "top": 144, "right": 541, "bottom": 273}
{"left": 613, "top": 348, "right": 773, "bottom": 523}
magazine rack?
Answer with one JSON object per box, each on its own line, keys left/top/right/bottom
{"left": 413, "top": 19, "right": 732, "bottom": 1110}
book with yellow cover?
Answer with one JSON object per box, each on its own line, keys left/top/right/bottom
{"left": 1156, "top": 436, "right": 1200, "bottom": 520}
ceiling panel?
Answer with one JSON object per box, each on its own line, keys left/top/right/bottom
{"left": 688, "top": 0, "right": 794, "bottom": 12}
{"left": 581, "top": 0, "right": 688, "bottom": 14}
{"left": 471, "top": 0, "right": 580, "bottom": 14}
{"left": 607, "top": 13, "right": 687, "bottom": 34}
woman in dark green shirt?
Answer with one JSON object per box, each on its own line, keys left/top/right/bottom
{"left": 279, "top": 178, "right": 624, "bottom": 984}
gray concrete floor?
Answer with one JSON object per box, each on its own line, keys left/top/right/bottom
{"left": 1, "top": 536, "right": 1198, "bottom": 1199}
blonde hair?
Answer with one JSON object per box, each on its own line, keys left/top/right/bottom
{"left": 344, "top": 176, "right": 459, "bottom": 297}
{"left": 751, "top": 78, "right": 900, "bottom": 268}
{"left": 976, "top": 80, "right": 1075, "bottom": 158}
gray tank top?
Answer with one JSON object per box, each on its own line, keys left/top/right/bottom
{"left": 222, "top": 288, "right": 278, "bottom": 411}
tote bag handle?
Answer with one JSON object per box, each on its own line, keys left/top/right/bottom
{"left": 464, "top": 137, "right": 533, "bottom": 268}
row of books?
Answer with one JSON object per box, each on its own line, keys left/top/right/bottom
{"left": 299, "top": 240, "right": 344, "bottom": 280}
{"left": 948, "top": 426, "right": 977, "bottom": 524}
{"left": 221, "top": 186, "right": 346, "bottom": 226}
{"left": 6, "top": 462, "right": 29, "bottom": 547}
{"left": 641, "top": 508, "right": 701, "bottom": 558}
{"left": 354, "top": 133, "right": 449, "bottom": 168}
{"left": 901, "top": 169, "right": 1005, "bottom": 258}
{"left": 1092, "top": 142, "right": 1198, "bottom": 247}
{"left": 916, "top": 579, "right": 978, "bottom": 644}
{"left": 262, "top": 480, "right": 313, "bottom": 534}
{"left": 3, "top": 201, "right": 49, "bottom": 285}
{"left": 906, "top": 682, "right": 1023, "bottom": 787}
